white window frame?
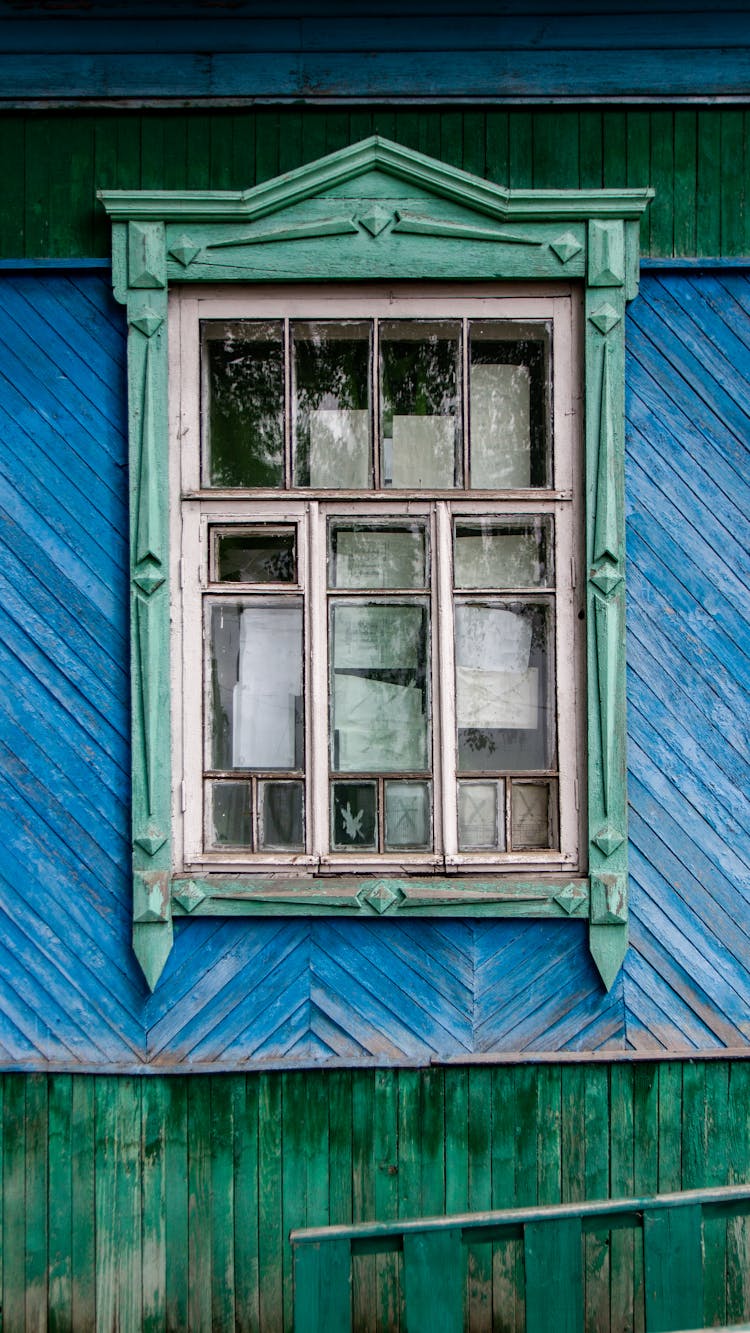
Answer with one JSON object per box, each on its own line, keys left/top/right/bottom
{"left": 171, "top": 283, "right": 584, "bottom": 879}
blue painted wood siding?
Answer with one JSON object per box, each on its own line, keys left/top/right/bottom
{"left": 2, "top": 7, "right": 750, "bottom": 102}
{"left": 0, "top": 268, "right": 748, "bottom": 1070}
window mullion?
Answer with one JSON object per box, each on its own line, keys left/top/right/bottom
{"left": 436, "top": 500, "right": 458, "bottom": 862}
{"left": 308, "top": 500, "right": 328, "bottom": 859}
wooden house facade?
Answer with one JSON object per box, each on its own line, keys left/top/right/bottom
{"left": 1, "top": 4, "right": 750, "bottom": 1327}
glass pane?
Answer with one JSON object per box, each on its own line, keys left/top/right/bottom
{"left": 455, "top": 602, "right": 555, "bottom": 771}
{"left": 380, "top": 321, "right": 461, "bottom": 488}
{"left": 511, "top": 781, "right": 557, "bottom": 850}
{"left": 331, "top": 781, "right": 377, "bottom": 850}
{"left": 328, "top": 521, "right": 427, "bottom": 589}
{"left": 210, "top": 601, "right": 303, "bottom": 770}
{"left": 292, "top": 321, "right": 372, "bottom": 488}
{"left": 330, "top": 603, "right": 429, "bottom": 773}
{"left": 215, "top": 528, "right": 296, "bottom": 583}
{"left": 208, "top": 780, "right": 253, "bottom": 848}
{"left": 259, "top": 781, "right": 304, "bottom": 850}
{"left": 454, "top": 518, "right": 553, "bottom": 589}
{"left": 457, "top": 780, "right": 505, "bottom": 850}
{"left": 384, "top": 781, "right": 431, "bottom": 850}
{"left": 469, "top": 323, "right": 550, "bottom": 488}
{"left": 203, "top": 322, "right": 284, "bottom": 487}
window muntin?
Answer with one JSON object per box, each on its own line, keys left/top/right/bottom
{"left": 178, "top": 289, "right": 580, "bottom": 876}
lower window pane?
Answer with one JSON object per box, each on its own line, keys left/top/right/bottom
{"left": 208, "top": 780, "right": 253, "bottom": 848}
{"left": 259, "top": 781, "right": 304, "bottom": 850}
{"left": 510, "top": 780, "right": 557, "bottom": 850}
{"left": 331, "top": 782, "right": 377, "bottom": 850}
{"left": 457, "top": 779, "right": 505, "bottom": 850}
{"left": 210, "top": 601, "right": 304, "bottom": 770}
{"left": 384, "top": 781, "right": 431, "bottom": 850}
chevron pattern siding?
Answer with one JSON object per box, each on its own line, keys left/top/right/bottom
{"left": 0, "top": 269, "right": 748, "bottom": 1069}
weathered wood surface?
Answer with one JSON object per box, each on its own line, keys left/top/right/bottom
{"left": 1, "top": 108, "right": 749, "bottom": 259}
{"left": 2, "top": 7, "right": 750, "bottom": 103}
{"left": 1, "top": 1064, "right": 749, "bottom": 1331}
{"left": 0, "top": 267, "right": 749, "bottom": 1064}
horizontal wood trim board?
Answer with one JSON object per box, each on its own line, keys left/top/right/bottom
{"left": 0, "top": 1063, "right": 748, "bottom": 1331}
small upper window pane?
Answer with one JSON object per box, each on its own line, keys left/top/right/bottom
{"left": 454, "top": 517, "right": 554, "bottom": 589}
{"left": 213, "top": 527, "right": 297, "bottom": 584}
{"left": 292, "top": 321, "right": 372, "bottom": 488}
{"left": 469, "top": 322, "right": 551, "bottom": 488}
{"left": 203, "top": 321, "right": 284, "bottom": 488}
{"left": 328, "top": 521, "right": 427, "bottom": 589}
{"left": 380, "top": 321, "right": 461, "bottom": 488}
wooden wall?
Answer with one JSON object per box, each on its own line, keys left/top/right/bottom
{"left": 2, "top": 1062, "right": 749, "bottom": 1330}
{"left": 1, "top": 106, "right": 749, "bottom": 259}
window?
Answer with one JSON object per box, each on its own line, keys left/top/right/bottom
{"left": 175, "top": 289, "right": 582, "bottom": 877}
{"left": 100, "top": 135, "right": 650, "bottom": 988}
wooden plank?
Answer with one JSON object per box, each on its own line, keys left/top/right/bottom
{"left": 0, "top": 118, "right": 25, "bottom": 255}
{"left": 234, "top": 1075, "right": 260, "bottom": 1333}
{"left": 283, "top": 1072, "right": 309, "bottom": 1332}
{"left": 293, "top": 1238, "right": 351, "bottom": 1333}
{"left": 632, "top": 1064, "right": 659, "bottom": 1333}
{"left": 579, "top": 111, "right": 603, "bottom": 190}
{"left": 164, "top": 1078, "right": 189, "bottom": 1333}
{"left": 696, "top": 110, "right": 721, "bottom": 256}
{"left": 71, "top": 1075, "right": 96, "bottom": 1332}
{"left": 397, "top": 1070, "right": 422, "bottom": 1222}
{"left": 3, "top": 1078, "right": 26, "bottom": 1333}
{"left": 649, "top": 110, "right": 675, "bottom": 257}
{"left": 48, "top": 1075, "right": 73, "bottom": 1332}
{"left": 467, "top": 1067, "right": 493, "bottom": 1331}
{"left": 720, "top": 110, "right": 745, "bottom": 255}
{"left": 643, "top": 1203, "right": 703, "bottom": 1332}
{"left": 141, "top": 1076, "right": 167, "bottom": 1333}
{"left": 420, "top": 1067, "right": 445, "bottom": 1218}
{"left": 524, "top": 1218, "right": 583, "bottom": 1333}
{"left": 373, "top": 1069, "right": 400, "bottom": 1333}
{"left": 187, "top": 1078, "right": 212, "bottom": 1332}
{"left": 491, "top": 1067, "right": 521, "bottom": 1332}
{"left": 306, "top": 1071, "right": 331, "bottom": 1229}
{"left": 533, "top": 110, "right": 579, "bottom": 189}
{"left": 673, "top": 111, "right": 697, "bottom": 256}
{"left": 609, "top": 1064, "right": 635, "bottom": 1332}
{"left": 583, "top": 1066, "right": 611, "bottom": 1333}
{"left": 703, "top": 1062, "right": 730, "bottom": 1328}
{"left": 351, "top": 1071, "right": 377, "bottom": 1328}
{"left": 403, "top": 1229, "right": 464, "bottom": 1333}
{"left": 95, "top": 1077, "right": 142, "bottom": 1333}
{"left": 25, "top": 1073, "right": 48, "bottom": 1332}
{"left": 727, "top": 1062, "right": 750, "bottom": 1326}
{"left": 259, "top": 1074, "right": 284, "bottom": 1333}
{"left": 328, "top": 1070, "right": 353, "bottom": 1228}
{"left": 210, "top": 1076, "right": 236, "bottom": 1332}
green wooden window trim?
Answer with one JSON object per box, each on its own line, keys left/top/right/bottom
{"left": 99, "top": 136, "right": 652, "bottom": 992}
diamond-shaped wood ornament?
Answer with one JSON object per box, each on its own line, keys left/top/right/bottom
{"left": 134, "top": 829, "right": 167, "bottom": 856}
{"left": 593, "top": 825, "right": 625, "bottom": 856}
{"left": 590, "top": 564, "right": 623, "bottom": 595}
{"left": 133, "top": 568, "right": 165, "bottom": 595}
{"left": 172, "top": 881, "right": 207, "bottom": 913}
{"left": 360, "top": 881, "right": 403, "bottom": 913}
{"left": 169, "top": 236, "right": 201, "bottom": 267}
{"left": 589, "top": 304, "right": 621, "bottom": 335}
{"left": 130, "top": 310, "right": 164, "bottom": 338}
{"left": 358, "top": 207, "right": 393, "bottom": 237}
{"left": 550, "top": 232, "right": 583, "bottom": 264}
{"left": 553, "top": 883, "right": 588, "bottom": 915}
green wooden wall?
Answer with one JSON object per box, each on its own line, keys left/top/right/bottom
{"left": 2, "top": 1063, "right": 749, "bottom": 1330}
{"left": 1, "top": 106, "right": 749, "bottom": 260}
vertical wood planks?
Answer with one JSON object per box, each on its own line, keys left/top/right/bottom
{"left": 0, "top": 1064, "right": 747, "bottom": 1329}
{"left": 524, "top": 1217, "right": 583, "bottom": 1333}
{"left": 402, "top": 1228, "right": 464, "bottom": 1333}
{"left": 293, "top": 1238, "right": 352, "bottom": 1333}
{"left": 643, "top": 1204, "right": 704, "bottom": 1332}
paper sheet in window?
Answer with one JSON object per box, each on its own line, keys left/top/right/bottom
{"left": 309, "top": 408, "right": 370, "bottom": 488}
{"left": 390, "top": 415, "right": 455, "bottom": 488}
{"left": 333, "top": 604, "right": 423, "bottom": 672}
{"left": 233, "top": 607, "right": 301, "bottom": 767}
{"left": 458, "top": 782, "right": 500, "bottom": 848}
{"left": 512, "top": 784, "right": 550, "bottom": 848}
{"left": 457, "top": 666, "right": 538, "bottom": 730}
{"left": 333, "top": 674, "right": 426, "bottom": 770}
{"left": 455, "top": 605, "right": 532, "bottom": 672}
{"left": 470, "top": 364, "right": 531, "bottom": 487}
{"left": 335, "top": 528, "right": 424, "bottom": 589}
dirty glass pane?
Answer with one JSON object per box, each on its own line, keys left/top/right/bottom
{"left": 215, "top": 528, "right": 296, "bottom": 583}
{"left": 328, "top": 521, "right": 427, "bottom": 589}
{"left": 259, "top": 780, "right": 304, "bottom": 850}
{"left": 329, "top": 603, "right": 430, "bottom": 773}
{"left": 454, "top": 518, "right": 553, "bottom": 589}
{"left": 331, "top": 781, "right": 377, "bottom": 850}
{"left": 457, "top": 780, "right": 505, "bottom": 850}
{"left": 203, "top": 321, "right": 284, "bottom": 487}
{"left": 455, "top": 602, "right": 554, "bottom": 771}
{"left": 384, "top": 781, "right": 431, "bottom": 850}
{"left": 209, "top": 600, "right": 303, "bottom": 770}
{"left": 292, "top": 321, "right": 372, "bottom": 487}
{"left": 510, "top": 781, "right": 557, "bottom": 850}
{"left": 207, "top": 780, "right": 253, "bottom": 848}
{"left": 380, "top": 321, "right": 461, "bottom": 488}
{"left": 469, "top": 323, "right": 550, "bottom": 488}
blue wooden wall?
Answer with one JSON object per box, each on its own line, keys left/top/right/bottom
{"left": 2, "top": 4, "right": 750, "bottom": 103}
{"left": 0, "top": 266, "right": 748, "bottom": 1070}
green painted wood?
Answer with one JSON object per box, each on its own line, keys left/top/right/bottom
{"left": 3, "top": 1078, "right": 26, "bottom": 1333}
{"left": 293, "top": 1238, "right": 352, "bottom": 1333}
{"left": 210, "top": 1077, "right": 236, "bottom": 1332}
{"left": 71, "top": 1076, "right": 96, "bottom": 1332}
{"left": 524, "top": 1217, "right": 583, "bottom": 1333}
{"left": 643, "top": 1203, "right": 704, "bottom": 1331}
{"left": 234, "top": 1076, "right": 260, "bottom": 1333}
{"left": 402, "top": 1228, "right": 464, "bottom": 1333}
{"left": 48, "top": 1077, "right": 73, "bottom": 1333}
{"left": 163, "top": 1079, "right": 189, "bottom": 1333}
{"left": 186, "top": 1073, "right": 211, "bottom": 1331}
{"left": 25, "top": 1074, "right": 49, "bottom": 1330}
{"left": 141, "top": 1077, "right": 168, "bottom": 1333}
{"left": 258, "top": 1074, "right": 284, "bottom": 1332}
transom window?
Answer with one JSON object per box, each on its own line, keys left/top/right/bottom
{"left": 175, "top": 288, "right": 582, "bottom": 876}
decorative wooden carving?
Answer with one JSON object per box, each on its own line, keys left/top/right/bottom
{"left": 100, "top": 136, "right": 652, "bottom": 991}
